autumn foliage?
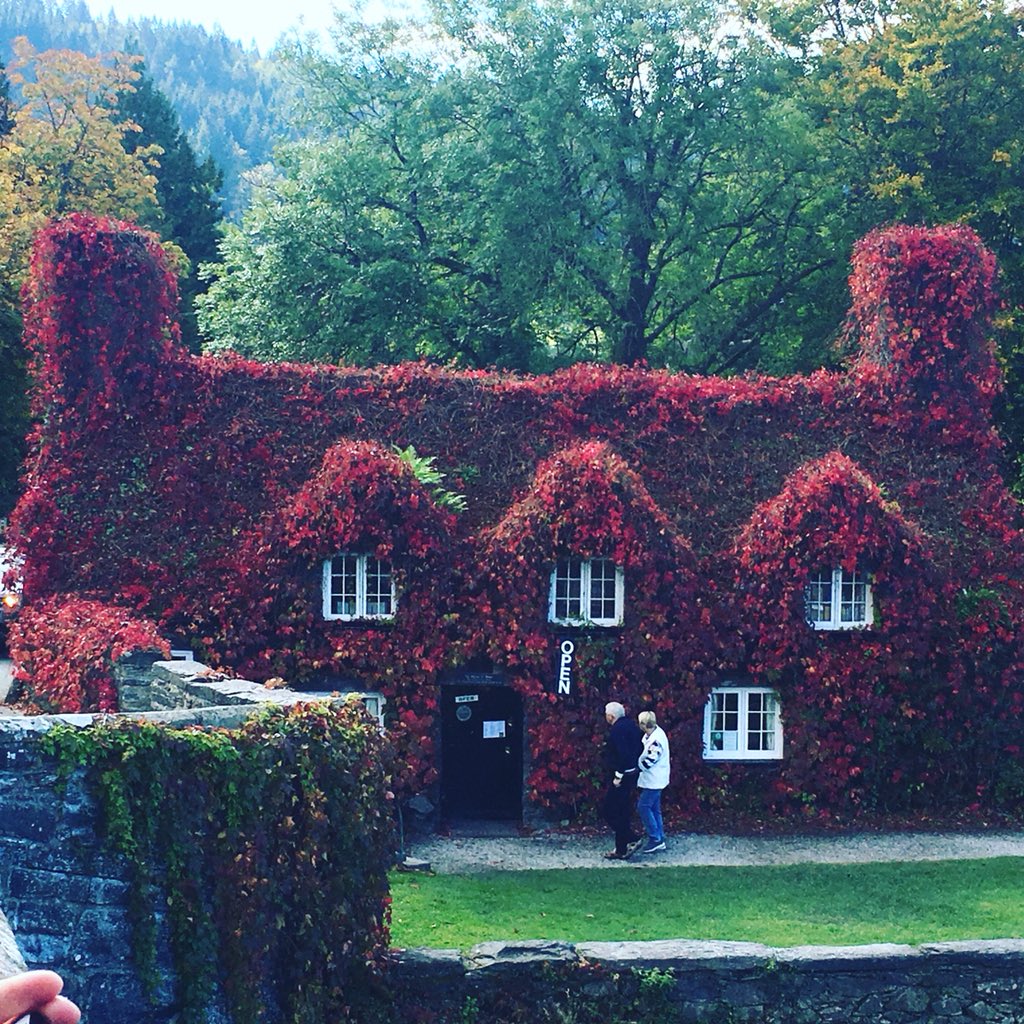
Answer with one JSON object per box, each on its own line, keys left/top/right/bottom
{"left": 8, "top": 212, "right": 1024, "bottom": 824}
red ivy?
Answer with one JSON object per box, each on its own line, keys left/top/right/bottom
{"left": 8, "top": 598, "right": 169, "bottom": 713}
{"left": 847, "top": 223, "right": 1002, "bottom": 443}
{"left": 7, "top": 214, "right": 1024, "bottom": 823}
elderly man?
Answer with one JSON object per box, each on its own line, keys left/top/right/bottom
{"left": 601, "top": 701, "right": 644, "bottom": 860}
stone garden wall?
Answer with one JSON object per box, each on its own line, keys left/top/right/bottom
{"left": 0, "top": 657, "right": 344, "bottom": 1022}
{"left": 391, "top": 939, "right": 1024, "bottom": 1023}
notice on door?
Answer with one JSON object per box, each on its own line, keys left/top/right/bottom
{"left": 482, "top": 720, "right": 506, "bottom": 739}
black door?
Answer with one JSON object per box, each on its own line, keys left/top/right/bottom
{"left": 441, "top": 684, "right": 523, "bottom": 821}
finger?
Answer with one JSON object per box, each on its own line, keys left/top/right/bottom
{"left": 34, "top": 995, "right": 81, "bottom": 1024}
{"left": 0, "top": 971, "right": 63, "bottom": 1023}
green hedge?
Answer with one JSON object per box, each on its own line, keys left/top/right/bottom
{"left": 42, "top": 700, "right": 396, "bottom": 1024}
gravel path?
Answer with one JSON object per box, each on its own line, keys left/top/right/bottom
{"left": 405, "top": 829, "right": 1024, "bottom": 874}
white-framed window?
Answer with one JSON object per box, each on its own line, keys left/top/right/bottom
{"left": 703, "top": 687, "right": 783, "bottom": 761}
{"left": 342, "top": 691, "right": 387, "bottom": 731}
{"left": 805, "top": 568, "right": 873, "bottom": 630}
{"left": 548, "top": 557, "right": 624, "bottom": 627}
{"left": 322, "top": 554, "right": 396, "bottom": 621}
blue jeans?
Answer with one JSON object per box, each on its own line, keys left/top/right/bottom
{"left": 637, "top": 787, "right": 664, "bottom": 843}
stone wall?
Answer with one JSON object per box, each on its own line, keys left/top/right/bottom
{"left": 391, "top": 939, "right": 1024, "bottom": 1023}
{"left": 0, "top": 661, "right": 347, "bottom": 1023}
{"left": 0, "top": 713, "right": 151, "bottom": 1021}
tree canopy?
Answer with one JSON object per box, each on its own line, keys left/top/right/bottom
{"left": 0, "top": 37, "right": 160, "bottom": 278}
{"left": 198, "top": 0, "right": 847, "bottom": 372}
{"left": 120, "top": 60, "right": 224, "bottom": 350}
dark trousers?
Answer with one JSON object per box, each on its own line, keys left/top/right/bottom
{"left": 602, "top": 775, "right": 638, "bottom": 855}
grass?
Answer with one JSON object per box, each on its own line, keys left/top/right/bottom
{"left": 389, "top": 857, "right": 1024, "bottom": 950}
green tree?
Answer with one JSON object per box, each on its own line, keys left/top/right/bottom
{"left": 120, "top": 60, "right": 224, "bottom": 350}
{"left": 199, "top": 0, "right": 842, "bottom": 372}
{"left": 0, "top": 59, "right": 23, "bottom": 520}
{"left": 746, "top": 0, "right": 1024, "bottom": 483}
{"left": 0, "top": 37, "right": 161, "bottom": 275}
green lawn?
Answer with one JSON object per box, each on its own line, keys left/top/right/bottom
{"left": 389, "top": 857, "right": 1024, "bottom": 950}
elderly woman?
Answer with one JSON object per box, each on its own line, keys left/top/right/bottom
{"left": 636, "top": 710, "right": 670, "bottom": 854}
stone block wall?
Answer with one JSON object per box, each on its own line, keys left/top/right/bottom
{"left": 391, "top": 939, "right": 1024, "bottom": 1023}
{"left": 0, "top": 718, "right": 149, "bottom": 1021}
{"left": 0, "top": 662, "right": 345, "bottom": 1023}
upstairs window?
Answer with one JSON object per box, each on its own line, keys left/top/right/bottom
{"left": 548, "top": 558, "right": 624, "bottom": 627}
{"left": 322, "top": 554, "right": 395, "bottom": 621}
{"left": 703, "top": 687, "right": 783, "bottom": 761}
{"left": 805, "top": 568, "right": 873, "bottom": 630}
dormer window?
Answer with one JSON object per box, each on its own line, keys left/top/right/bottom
{"left": 805, "top": 568, "right": 873, "bottom": 630}
{"left": 548, "top": 557, "right": 624, "bottom": 627}
{"left": 322, "top": 554, "right": 395, "bottom": 621}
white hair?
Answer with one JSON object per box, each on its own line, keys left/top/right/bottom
{"left": 605, "top": 701, "right": 625, "bottom": 720}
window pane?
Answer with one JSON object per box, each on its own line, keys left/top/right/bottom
{"left": 554, "top": 560, "right": 583, "bottom": 620}
{"left": 746, "top": 691, "right": 776, "bottom": 752}
{"left": 329, "top": 554, "right": 358, "bottom": 616}
{"left": 365, "top": 557, "right": 393, "bottom": 617}
{"left": 840, "top": 570, "right": 868, "bottom": 623}
{"left": 805, "top": 570, "right": 833, "bottom": 623}
{"left": 711, "top": 691, "right": 739, "bottom": 750}
{"left": 589, "top": 558, "right": 618, "bottom": 620}
{"left": 706, "top": 689, "right": 781, "bottom": 760}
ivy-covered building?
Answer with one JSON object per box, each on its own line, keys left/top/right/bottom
{"left": 8, "top": 214, "right": 1024, "bottom": 826}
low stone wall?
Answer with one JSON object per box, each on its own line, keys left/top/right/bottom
{"left": 391, "top": 938, "right": 1024, "bottom": 1023}
{"left": 0, "top": 668, "right": 346, "bottom": 1023}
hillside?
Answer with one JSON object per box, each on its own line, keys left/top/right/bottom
{"left": 0, "top": 0, "right": 302, "bottom": 216}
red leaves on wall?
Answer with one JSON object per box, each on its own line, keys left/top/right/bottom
{"left": 479, "top": 442, "right": 715, "bottom": 808}
{"left": 22, "top": 212, "right": 183, "bottom": 427}
{"left": 733, "top": 453, "right": 958, "bottom": 812}
{"left": 847, "top": 224, "right": 1002, "bottom": 440}
{"left": 214, "top": 441, "right": 459, "bottom": 793}
{"left": 8, "top": 598, "right": 169, "bottom": 712}
{"left": 8, "top": 215, "right": 1024, "bottom": 823}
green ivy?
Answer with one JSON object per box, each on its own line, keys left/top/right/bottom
{"left": 41, "top": 700, "right": 396, "bottom": 1024}
{"left": 394, "top": 444, "right": 468, "bottom": 512}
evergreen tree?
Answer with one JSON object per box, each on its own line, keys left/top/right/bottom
{"left": 0, "top": 58, "right": 25, "bottom": 520}
{"left": 0, "top": 0, "right": 300, "bottom": 218}
{"left": 120, "top": 60, "right": 224, "bottom": 350}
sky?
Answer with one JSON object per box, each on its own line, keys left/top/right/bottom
{"left": 84, "top": 0, "right": 409, "bottom": 54}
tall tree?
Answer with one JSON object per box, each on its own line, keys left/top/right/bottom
{"left": 0, "top": 37, "right": 161, "bottom": 277}
{"left": 199, "top": 0, "right": 841, "bottom": 372}
{"left": 119, "top": 61, "right": 224, "bottom": 350}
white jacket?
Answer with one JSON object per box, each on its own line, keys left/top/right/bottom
{"left": 637, "top": 726, "right": 670, "bottom": 790}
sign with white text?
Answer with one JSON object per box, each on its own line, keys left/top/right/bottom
{"left": 554, "top": 639, "right": 575, "bottom": 697}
